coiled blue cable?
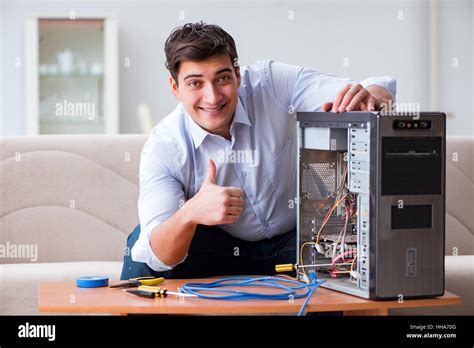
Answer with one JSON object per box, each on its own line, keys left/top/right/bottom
{"left": 181, "top": 272, "right": 325, "bottom": 316}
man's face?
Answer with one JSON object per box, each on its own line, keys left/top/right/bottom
{"left": 170, "top": 54, "right": 241, "bottom": 139}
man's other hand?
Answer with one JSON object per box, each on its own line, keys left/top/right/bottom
{"left": 186, "top": 159, "right": 244, "bottom": 226}
{"left": 322, "top": 83, "right": 393, "bottom": 113}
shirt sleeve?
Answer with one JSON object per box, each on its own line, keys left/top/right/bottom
{"left": 268, "top": 61, "right": 396, "bottom": 112}
{"left": 131, "top": 135, "right": 188, "bottom": 272}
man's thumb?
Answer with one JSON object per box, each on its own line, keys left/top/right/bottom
{"left": 205, "top": 159, "right": 217, "bottom": 184}
{"left": 322, "top": 102, "right": 333, "bottom": 112}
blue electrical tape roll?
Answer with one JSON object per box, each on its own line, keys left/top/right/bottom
{"left": 76, "top": 276, "right": 109, "bottom": 288}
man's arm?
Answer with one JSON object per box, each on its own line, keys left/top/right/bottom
{"left": 148, "top": 201, "right": 197, "bottom": 266}
{"left": 149, "top": 159, "right": 244, "bottom": 266}
{"left": 267, "top": 61, "right": 396, "bottom": 113}
{"left": 366, "top": 84, "right": 394, "bottom": 109}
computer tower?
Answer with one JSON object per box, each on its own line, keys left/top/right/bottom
{"left": 296, "top": 112, "right": 445, "bottom": 299}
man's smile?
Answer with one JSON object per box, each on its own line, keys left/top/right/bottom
{"left": 198, "top": 102, "right": 228, "bottom": 116}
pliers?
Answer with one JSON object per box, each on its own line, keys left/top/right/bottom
{"left": 110, "top": 276, "right": 165, "bottom": 288}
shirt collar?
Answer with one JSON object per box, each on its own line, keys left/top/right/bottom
{"left": 186, "top": 97, "right": 252, "bottom": 149}
{"left": 233, "top": 96, "right": 252, "bottom": 127}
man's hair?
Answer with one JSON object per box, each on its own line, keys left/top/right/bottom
{"left": 164, "top": 21, "right": 239, "bottom": 82}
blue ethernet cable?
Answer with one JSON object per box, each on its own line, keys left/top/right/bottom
{"left": 181, "top": 272, "right": 324, "bottom": 316}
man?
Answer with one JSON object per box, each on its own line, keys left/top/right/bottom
{"left": 120, "top": 22, "right": 395, "bottom": 280}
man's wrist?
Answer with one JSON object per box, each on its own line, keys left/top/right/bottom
{"left": 179, "top": 198, "right": 199, "bottom": 227}
{"left": 366, "top": 85, "right": 393, "bottom": 106}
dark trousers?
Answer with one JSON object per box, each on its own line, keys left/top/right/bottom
{"left": 120, "top": 224, "right": 296, "bottom": 280}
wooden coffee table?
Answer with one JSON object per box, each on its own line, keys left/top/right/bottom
{"left": 39, "top": 278, "right": 461, "bottom": 315}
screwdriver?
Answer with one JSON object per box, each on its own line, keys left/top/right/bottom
{"left": 127, "top": 287, "right": 167, "bottom": 298}
{"left": 127, "top": 286, "right": 197, "bottom": 298}
{"left": 138, "top": 285, "right": 197, "bottom": 297}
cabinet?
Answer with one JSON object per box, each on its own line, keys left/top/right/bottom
{"left": 25, "top": 18, "right": 118, "bottom": 134}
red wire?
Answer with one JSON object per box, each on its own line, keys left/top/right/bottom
{"left": 330, "top": 250, "right": 358, "bottom": 276}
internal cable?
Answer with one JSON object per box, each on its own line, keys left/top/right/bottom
{"left": 314, "top": 193, "right": 349, "bottom": 244}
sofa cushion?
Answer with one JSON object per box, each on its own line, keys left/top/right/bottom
{"left": 445, "top": 136, "right": 474, "bottom": 255}
{"left": 390, "top": 255, "right": 473, "bottom": 315}
{"left": 1, "top": 135, "right": 147, "bottom": 263}
{"left": 0, "top": 261, "right": 122, "bottom": 315}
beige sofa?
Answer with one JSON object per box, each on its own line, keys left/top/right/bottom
{"left": 1, "top": 135, "right": 145, "bottom": 314}
{"left": 0, "top": 135, "right": 472, "bottom": 315}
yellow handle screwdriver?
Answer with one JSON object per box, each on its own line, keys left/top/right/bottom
{"left": 127, "top": 287, "right": 167, "bottom": 298}
{"left": 275, "top": 263, "right": 297, "bottom": 273}
{"left": 137, "top": 285, "right": 197, "bottom": 298}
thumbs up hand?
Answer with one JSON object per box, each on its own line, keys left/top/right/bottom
{"left": 187, "top": 159, "right": 245, "bottom": 226}
{"left": 204, "top": 158, "right": 217, "bottom": 185}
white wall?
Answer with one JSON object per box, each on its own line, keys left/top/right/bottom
{"left": 1, "top": 0, "right": 472, "bottom": 135}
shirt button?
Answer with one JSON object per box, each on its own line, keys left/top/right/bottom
{"left": 250, "top": 199, "right": 258, "bottom": 205}
{"left": 263, "top": 222, "right": 269, "bottom": 228}
{"left": 241, "top": 172, "right": 247, "bottom": 178}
